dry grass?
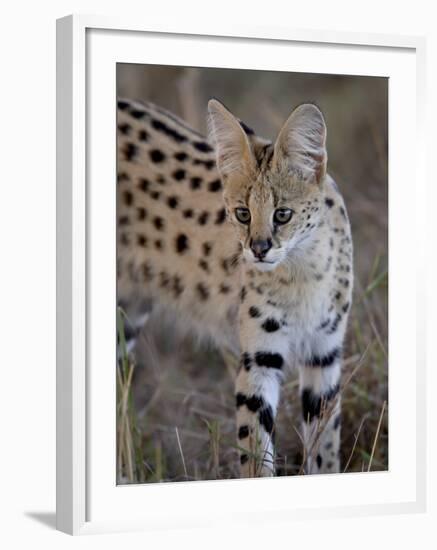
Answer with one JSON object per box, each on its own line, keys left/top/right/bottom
{"left": 116, "top": 66, "right": 388, "bottom": 483}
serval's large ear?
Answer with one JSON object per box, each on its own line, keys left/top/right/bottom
{"left": 273, "top": 103, "right": 327, "bottom": 184}
{"left": 207, "top": 99, "right": 255, "bottom": 179}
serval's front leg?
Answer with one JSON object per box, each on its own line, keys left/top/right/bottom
{"left": 299, "top": 348, "right": 342, "bottom": 474}
{"left": 235, "top": 303, "right": 289, "bottom": 478}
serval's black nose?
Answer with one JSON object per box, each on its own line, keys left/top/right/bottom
{"left": 250, "top": 238, "right": 273, "bottom": 260}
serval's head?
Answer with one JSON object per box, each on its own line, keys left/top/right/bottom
{"left": 208, "top": 99, "right": 328, "bottom": 272}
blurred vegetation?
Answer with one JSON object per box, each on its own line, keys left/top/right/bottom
{"left": 117, "top": 65, "right": 388, "bottom": 483}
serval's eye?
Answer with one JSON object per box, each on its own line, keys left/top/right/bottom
{"left": 235, "top": 207, "right": 251, "bottom": 225}
{"left": 273, "top": 208, "right": 293, "bottom": 225}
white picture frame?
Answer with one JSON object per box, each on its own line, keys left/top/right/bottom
{"left": 56, "top": 14, "right": 427, "bottom": 535}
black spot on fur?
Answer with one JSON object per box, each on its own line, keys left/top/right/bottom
{"left": 198, "top": 211, "right": 209, "bottom": 225}
{"left": 219, "top": 283, "right": 231, "bottom": 294}
{"left": 173, "top": 169, "right": 186, "bottom": 181}
{"left": 246, "top": 395, "right": 264, "bottom": 412}
{"left": 190, "top": 177, "right": 202, "bottom": 190}
{"left": 150, "top": 190, "right": 161, "bottom": 200}
{"left": 339, "top": 278, "right": 350, "bottom": 288}
{"left": 153, "top": 217, "right": 164, "bottom": 231}
{"left": 175, "top": 234, "right": 189, "bottom": 254}
{"left": 167, "top": 196, "right": 179, "bottom": 209}
{"left": 236, "top": 393, "right": 265, "bottom": 413}
{"left": 151, "top": 118, "right": 187, "bottom": 143}
{"left": 172, "top": 275, "right": 184, "bottom": 297}
{"left": 137, "top": 207, "right": 147, "bottom": 220}
{"left": 307, "top": 347, "right": 341, "bottom": 368}
{"left": 339, "top": 206, "right": 347, "bottom": 219}
{"left": 149, "top": 149, "right": 166, "bottom": 163}
{"left": 301, "top": 391, "right": 319, "bottom": 423}
{"left": 241, "top": 352, "right": 252, "bottom": 371}
{"left": 202, "top": 242, "right": 212, "bottom": 256}
{"left": 117, "top": 172, "right": 129, "bottom": 183}
{"left": 183, "top": 209, "right": 194, "bottom": 219}
{"left": 193, "top": 159, "right": 215, "bottom": 170}
{"left": 156, "top": 175, "right": 166, "bottom": 185}
{"left": 327, "top": 313, "right": 342, "bottom": 334}
{"left": 238, "top": 426, "right": 250, "bottom": 440}
{"left": 215, "top": 208, "right": 227, "bottom": 224}
{"left": 196, "top": 282, "right": 209, "bottom": 301}
{"left": 208, "top": 179, "right": 222, "bottom": 192}
{"left": 199, "top": 259, "right": 209, "bottom": 272}
{"left": 261, "top": 318, "right": 280, "bottom": 333}
{"left": 129, "top": 108, "right": 146, "bottom": 119}
{"left": 123, "top": 143, "right": 138, "bottom": 161}
{"left": 154, "top": 239, "right": 163, "bottom": 250}
{"left": 240, "top": 286, "right": 247, "bottom": 302}
{"left": 174, "top": 151, "right": 188, "bottom": 161}
{"left": 342, "top": 302, "right": 350, "bottom": 313}
{"left": 236, "top": 393, "right": 247, "bottom": 408}
{"left": 193, "top": 141, "right": 213, "bottom": 153}
{"left": 259, "top": 406, "right": 274, "bottom": 434}
{"left": 325, "top": 197, "right": 334, "bottom": 208}
{"left": 334, "top": 414, "right": 341, "bottom": 430}
{"left": 255, "top": 352, "right": 283, "bottom": 370}
{"left": 159, "top": 271, "right": 171, "bottom": 288}
{"left": 138, "top": 129, "right": 149, "bottom": 142}
{"left": 240, "top": 454, "right": 249, "bottom": 465}
{"left": 301, "top": 385, "right": 340, "bottom": 423}
{"left": 118, "top": 123, "right": 131, "bottom": 135}
{"left": 123, "top": 190, "right": 133, "bottom": 206}
{"left": 118, "top": 215, "right": 129, "bottom": 226}
{"left": 119, "top": 233, "right": 130, "bottom": 246}
{"left": 249, "top": 306, "right": 261, "bottom": 318}
{"left": 221, "top": 252, "right": 240, "bottom": 275}
{"left": 117, "top": 100, "right": 129, "bottom": 110}
{"left": 316, "top": 454, "right": 323, "bottom": 469}
{"left": 138, "top": 178, "right": 150, "bottom": 192}
{"left": 137, "top": 234, "right": 147, "bottom": 247}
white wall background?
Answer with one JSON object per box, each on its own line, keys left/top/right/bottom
{"left": 0, "top": 0, "right": 435, "bottom": 548}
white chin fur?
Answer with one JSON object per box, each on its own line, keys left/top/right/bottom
{"left": 253, "top": 261, "right": 278, "bottom": 272}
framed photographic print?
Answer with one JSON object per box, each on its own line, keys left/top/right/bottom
{"left": 56, "top": 14, "right": 427, "bottom": 535}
